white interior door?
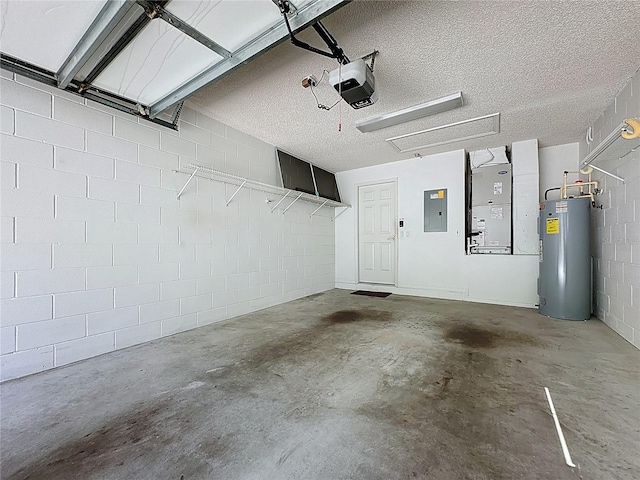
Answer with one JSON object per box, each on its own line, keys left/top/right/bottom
{"left": 358, "top": 182, "right": 397, "bottom": 285}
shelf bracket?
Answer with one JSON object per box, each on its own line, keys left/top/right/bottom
{"left": 271, "top": 191, "right": 290, "bottom": 212}
{"left": 226, "top": 180, "right": 247, "bottom": 206}
{"left": 283, "top": 192, "right": 304, "bottom": 213}
{"left": 309, "top": 199, "right": 329, "bottom": 217}
{"left": 331, "top": 206, "right": 349, "bottom": 222}
{"left": 589, "top": 164, "right": 625, "bottom": 184}
{"left": 177, "top": 166, "right": 199, "bottom": 199}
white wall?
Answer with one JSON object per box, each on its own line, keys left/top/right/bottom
{"left": 579, "top": 67, "right": 640, "bottom": 348}
{"left": 0, "top": 71, "right": 335, "bottom": 381}
{"left": 539, "top": 143, "right": 580, "bottom": 202}
{"left": 512, "top": 139, "right": 539, "bottom": 255}
{"left": 335, "top": 149, "right": 539, "bottom": 308}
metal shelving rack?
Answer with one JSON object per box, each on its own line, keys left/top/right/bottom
{"left": 173, "top": 163, "right": 350, "bottom": 220}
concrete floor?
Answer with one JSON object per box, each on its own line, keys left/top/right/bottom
{"left": 1, "top": 290, "right": 639, "bottom": 480}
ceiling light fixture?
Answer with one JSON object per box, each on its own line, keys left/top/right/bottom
{"left": 355, "top": 91, "right": 464, "bottom": 133}
{"left": 385, "top": 112, "right": 500, "bottom": 153}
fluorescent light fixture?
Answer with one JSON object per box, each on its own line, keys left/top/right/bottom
{"left": 355, "top": 91, "right": 464, "bottom": 133}
{"left": 386, "top": 113, "right": 500, "bottom": 153}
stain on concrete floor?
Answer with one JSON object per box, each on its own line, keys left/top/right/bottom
{"left": 12, "top": 402, "right": 171, "bottom": 479}
{"left": 322, "top": 308, "right": 392, "bottom": 324}
{"left": 444, "top": 323, "right": 540, "bottom": 348}
{"left": 2, "top": 290, "right": 639, "bottom": 480}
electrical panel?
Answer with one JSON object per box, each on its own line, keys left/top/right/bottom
{"left": 424, "top": 189, "right": 447, "bottom": 232}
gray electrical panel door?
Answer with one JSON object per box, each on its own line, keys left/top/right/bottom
{"left": 539, "top": 198, "right": 591, "bottom": 320}
{"left": 424, "top": 189, "right": 447, "bottom": 232}
{"left": 471, "top": 164, "right": 512, "bottom": 206}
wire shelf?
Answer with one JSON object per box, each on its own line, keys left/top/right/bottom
{"left": 173, "top": 163, "right": 350, "bottom": 217}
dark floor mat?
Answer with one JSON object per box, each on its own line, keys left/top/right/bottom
{"left": 351, "top": 290, "right": 392, "bottom": 298}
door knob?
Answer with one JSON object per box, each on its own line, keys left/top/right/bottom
{"left": 388, "top": 235, "right": 396, "bottom": 240}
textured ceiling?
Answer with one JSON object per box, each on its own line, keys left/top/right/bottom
{"left": 186, "top": 0, "right": 640, "bottom": 172}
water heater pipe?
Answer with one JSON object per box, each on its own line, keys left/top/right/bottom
{"left": 560, "top": 170, "right": 599, "bottom": 203}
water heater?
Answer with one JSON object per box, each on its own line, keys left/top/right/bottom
{"left": 538, "top": 197, "right": 591, "bottom": 320}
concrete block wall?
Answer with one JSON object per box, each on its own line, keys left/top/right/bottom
{"left": 0, "top": 71, "right": 335, "bottom": 381}
{"left": 579, "top": 67, "right": 640, "bottom": 348}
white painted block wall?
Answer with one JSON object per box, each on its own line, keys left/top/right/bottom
{"left": 335, "top": 148, "right": 539, "bottom": 308}
{"left": 579, "top": 67, "right": 640, "bottom": 348}
{"left": 0, "top": 71, "right": 335, "bottom": 381}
